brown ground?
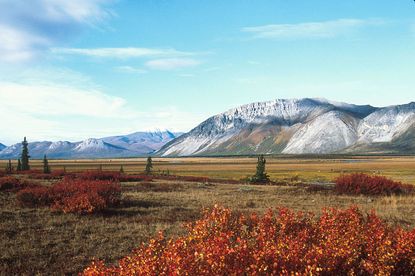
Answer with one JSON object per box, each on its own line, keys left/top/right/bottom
{"left": 1, "top": 156, "right": 415, "bottom": 274}
{"left": 1, "top": 176, "right": 415, "bottom": 274}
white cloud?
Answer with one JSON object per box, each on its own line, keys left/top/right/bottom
{"left": 0, "top": 71, "right": 204, "bottom": 144}
{"left": 114, "top": 66, "right": 147, "bottom": 74}
{"left": 0, "top": 82, "right": 136, "bottom": 119}
{"left": 0, "top": 0, "right": 114, "bottom": 62}
{"left": 0, "top": 24, "right": 50, "bottom": 62}
{"left": 145, "top": 58, "right": 201, "bottom": 70}
{"left": 38, "top": 0, "right": 113, "bottom": 24}
{"left": 242, "top": 19, "right": 383, "bottom": 40}
{"left": 52, "top": 47, "right": 195, "bottom": 59}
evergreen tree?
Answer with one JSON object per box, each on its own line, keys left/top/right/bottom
{"left": 5, "top": 159, "right": 12, "bottom": 174}
{"left": 120, "top": 165, "right": 124, "bottom": 174}
{"left": 145, "top": 156, "right": 153, "bottom": 175}
{"left": 63, "top": 165, "right": 66, "bottom": 173}
{"left": 17, "top": 159, "right": 22, "bottom": 172}
{"left": 21, "top": 137, "right": 30, "bottom": 171}
{"left": 250, "top": 155, "right": 269, "bottom": 183}
{"left": 43, "top": 154, "right": 51, "bottom": 174}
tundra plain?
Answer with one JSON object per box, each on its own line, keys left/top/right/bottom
{"left": 1, "top": 156, "right": 415, "bottom": 274}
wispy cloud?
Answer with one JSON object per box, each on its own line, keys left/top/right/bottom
{"left": 0, "top": 69, "right": 204, "bottom": 144}
{"left": 52, "top": 47, "right": 195, "bottom": 59}
{"left": 145, "top": 58, "right": 201, "bottom": 70}
{"left": 242, "top": 19, "right": 383, "bottom": 40}
{"left": 0, "top": 82, "right": 136, "bottom": 119}
{"left": 114, "top": 66, "right": 147, "bottom": 74}
{"left": 0, "top": 24, "right": 50, "bottom": 62}
{"left": 0, "top": 0, "right": 115, "bottom": 62}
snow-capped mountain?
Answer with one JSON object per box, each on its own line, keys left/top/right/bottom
{"left": 0, "top": 143, "right": 6, "bottom": 151}
{"left": 158, "top": 98, "right": 415, "bottom": 156}
{"left": 102, "top": 131, "right": 178, "bottom": 154}
{"left": 0, "top": 130, "right": 182, "bottom": 159}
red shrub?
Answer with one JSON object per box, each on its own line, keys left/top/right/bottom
{"left": 16, "top": 186, "right": 51, "bottom": 207}
{"left": 83, "top": 205, "right": 415, "bottom": 275}
{"left": 15, "top": 178, "right": 121, "bottom": 214}
{"left": 0, "top": 176, "right": 34, "bottom": 192}
{"left": 17, "top": 170, "right": 43, "bottom": 175}
{"left": 118, "top": 174, "right": 153, "bottom": 182}
{"left": 28, "top": 170, "right": 68, "bottom": 180}
{"left": 50, "top": 179, "right": 121, "bottom": 214}
{"left": 52, "top": 192, "right": 106, "bottom": 215}
{"left": 335, "top": 173, "right": 413, "bottom": 196}
{"left": 76, "top": 171, "right": 121, "bottom": 181}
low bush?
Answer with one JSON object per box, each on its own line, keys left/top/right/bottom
{"left": 17, "top": 169, "right": 43, "bottom": 175}
{"left": 16, "top": 186, "right": 51, "bottom": 207}
{"left": 0, "top": 176, "right": 35, "bottom": 192}
{"left": 335, "top": 173, "right": 413, "bottom": 196}
{"left": 51, "top": 179, "right": 121, "bottom": 214}
{"left": 76, "top": 171, "right": 121, "bottom": 181}
{"left": 119, "top": 174, "right": 153, "bottom": 182}
{"left": 15, "top": 179, "right": 121, "bottom": 214}
{"left": 83, "top": 205, "right": 415, "bottom": 275}
{"left": 28, "top": 170, "right": 68, "bottom": 180}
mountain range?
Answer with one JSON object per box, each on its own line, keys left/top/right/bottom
{"left": 157, "top": 98, "right": 415, "bottom": 156}
{"left": 0, "top": 131, "right": 181, "bottom": 159}
{"left": 2, "top": 98, "right": 415, "bottom": 158}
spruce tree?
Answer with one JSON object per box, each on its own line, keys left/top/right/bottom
{"left": 17, "top": 159, "right": 22, "bottom": 172}
{"left": 5, "top": 159, "right": 12, "bottom": 174}
{"left": 145, "top": 156, "right": 153, "bottom": 175}
{"left": 120, "top": 165, "right": 124, "bottom": 174}
{"left": 43, "top": 154, "right": 51, "bottom": 174}
{"left": 21, "top": 137, "right": 30, "bottom": 171}
{"left": 251, "top": 155, "right": 269, "bottom": 183}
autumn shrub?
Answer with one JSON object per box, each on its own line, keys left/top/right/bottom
{"left": 0, "top": 176, "right": 35, "bottom": 192}
{"left": 28, "top": 170, "right": 68, "bottom": 180}
{"left": 76, "top": 171, "right": 121, "bottom": 181}
{"left": 335, "top": 173, "right": 413, "bottom": 196}
{"left": 15, "top": 178, "right": 121, "bottom": 214}
{"left": 83, "top": 205, "right": 415, "bottom": 275}
{"left": 50, "top": 179, "right": 121, "bottom": 214}
{"left": 17, "top": 169, "right": 43, "bottom": 175}
{"left": 52, "top": 192, "right": 106, "bottom": 215}
{"left": 16, "top": 186, "right": 51, "bottom": 207}
{"left": 118, "top": 174, "right": 153, "bottom": 182}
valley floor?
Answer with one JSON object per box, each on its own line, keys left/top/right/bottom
{"left": 1, "top": 156, "right": 415, "bottom": 274}
{"left": 1, "top": 176, "right": 415, "bottom": 274}
{"left": 2, "top": 155, "right": 415, "bottom": 183}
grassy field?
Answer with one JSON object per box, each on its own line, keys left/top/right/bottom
{"left": 2, "top": 156, "right": 415, "bottom": 184}
{"left": 1, "top": 156, "right": 415, "bottom": 274}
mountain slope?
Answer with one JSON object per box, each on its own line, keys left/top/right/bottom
{"left": 0, "top": 143, "right": 5, "bottom": 151}
{"left": 158, "top": 98, "right": 415, "bottom": 156}
{"left": 101, "top": 130, "right": 181, "bottom": 154}
{"left": 0, "top": 130, "right": 181, "bottom": 159}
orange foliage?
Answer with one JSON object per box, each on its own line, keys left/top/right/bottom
{"left": 83, "top": 205, "right": 415, "bottom": 275}
{"left": 335, "top": 173, "right": 413, "bottom": 196}
{"left": 16, "top": 179, "right": 121, "bottom": 214}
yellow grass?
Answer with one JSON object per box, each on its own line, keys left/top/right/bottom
{"left": 2, "top": 156, "right": 415, "bottom": 184}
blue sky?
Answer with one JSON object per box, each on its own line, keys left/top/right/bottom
{"left": 0, "top": 0, "right": 415, "bottom": 144}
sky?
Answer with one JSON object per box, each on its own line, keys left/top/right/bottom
{"left": 0, "top": 0, "right": 415, "bottom": 145}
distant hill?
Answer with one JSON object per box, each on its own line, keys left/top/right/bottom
{"left": 157, "top": 98, "right": 415, "bottom": 156}
{"left": 0, "top": 130, "right": 182, "bottom": 159}
{"left": 0, "top": 143, "right": 6, "bottom": 151}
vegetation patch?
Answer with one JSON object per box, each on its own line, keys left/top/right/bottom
{"left": 335, "top": 173, "right": 414, "bottom": 196}
{"left": 83, "top": 205, "right": 415, "bottom": 275}
{"left": 16, "top": 179, "right": 121, "bottom": 215}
